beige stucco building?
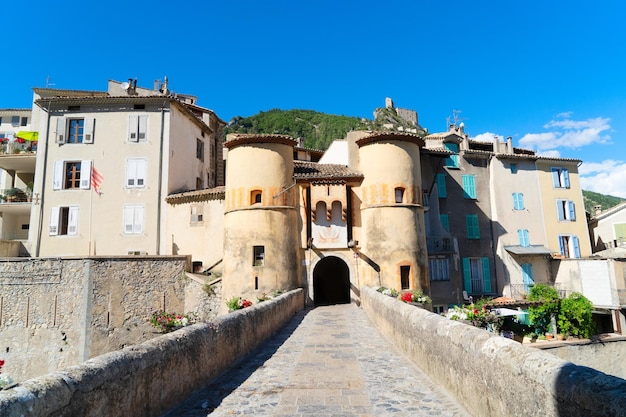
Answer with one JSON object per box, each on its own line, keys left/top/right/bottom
{"left": 26, "top": 79, "right": 225, "bottom": 258}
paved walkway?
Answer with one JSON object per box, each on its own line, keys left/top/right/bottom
{"left": 163, "top": 304, "right": 472, "bottom": 417}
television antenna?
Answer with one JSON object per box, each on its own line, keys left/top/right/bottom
{"left": 446, "top": 109, "right": 465, "bottom": 129}
{"left": 45, "top": 76, "right": 55, "bottom": 88}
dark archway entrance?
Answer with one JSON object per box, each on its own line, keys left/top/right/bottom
{"left": 313, "top": 256, "right": 350, "bottom": 305}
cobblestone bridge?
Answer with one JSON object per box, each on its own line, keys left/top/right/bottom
{"left": 163, "top": 304, "right": 471, "bottom": 417}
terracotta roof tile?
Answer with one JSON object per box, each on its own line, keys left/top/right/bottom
{"left": 166, "top": 186, "right": 225, "bottom": 204}
{"left": 294, "top": 161, "right": 363, "bottom": 182}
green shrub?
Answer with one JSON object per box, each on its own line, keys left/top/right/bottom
{"left": 558, "top": 292, "right": 595, "bottom": 338}
{"left": 527, "top": 284, "right": 560, "bottom": 335}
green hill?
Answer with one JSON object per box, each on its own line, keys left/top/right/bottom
{"left": 224, "top": 108, "right": 427, "bottom": 150}
{"left": 582, "top": 190, "right": 625, "bottom": 213}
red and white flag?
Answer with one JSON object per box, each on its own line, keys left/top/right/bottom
{"left": 91, "top": 166, "right": 104, "bottom": 195}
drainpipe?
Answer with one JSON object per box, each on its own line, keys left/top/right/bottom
{"left": 156, "top": 101, "right": 167, "bottom": 255}
{"left": 35, "top": 101, "right": 52, "bottom": 257}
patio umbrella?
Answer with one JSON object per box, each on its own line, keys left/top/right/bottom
{"left": 16, "top": 131, "right": 38, "bottom": 141}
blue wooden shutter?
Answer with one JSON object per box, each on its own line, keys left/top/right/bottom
{"left": 513, "top": 193, "right": 524, "bottom": 210}
{"left": 522, "top": 263, "right": 534, "bottom": 292}
{"left": 568, "top": 201, "right": 576, "bottom": 221}
{"left": 551, "top": 168, "right": 560, "bottom": 187}
{"left": 563, "top": 169, "right": 570, "bottom": 188}
{"left": 558, "top": 236, "right": 566, "bottom": 256}
{"left": 572, "top": 236, "right": 580, "bottom": 258}
{"left": 482, "top": 257, "right": 491, "bottom": 292}
{"left": 462, "top": 258, "right": 471, "bottom": 292}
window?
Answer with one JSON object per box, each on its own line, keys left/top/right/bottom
{"left": 513, "top": 193, "right": 524, "bottom": 210}
{"left": 395, "top": 187, "right": 405, "bottom": 203}
{"left": 466, "top": 214, "right": 480, "bottom": 239}
{"left": 196, "top": 139, "right": 204, "bottom": 161}
{"left": 462, "top": 175, "right": 476, "bottom": 199}
{"left": 53, "top": 160, "right": 91, "bottom": 190}
{"left": 253, "top": 246, "right": 265, "bottom": 266}
{"left": 400, "top": 265, "right": 410, "bottom": 289}
{"left": 128, "top": 115, "right": 148, "bottom": 142}
{"left": 551, "top": 167, "right": 570, "bottom": 188}
{"left": 49, "top": 206, "right": 79, "bottom": 236}
{"left": 196, "top": 177, "right": 203, "bottom": 190}
{"left": 518, "top": 229, "right": 530, "bottom": 247}
{"left": 556, "top": 200, "right": 576, "bottom": 221}
{"left": 433, "top": 305, "right": 446, "bottom": 314}
{"left": 126, "top": 158, "right": 147, "bottom": 188}
{"left": 440, "top": 214, "right": 449, "bottom": 232}
{"left": 462, "top": 257, "right": 491, "bottom": 294}
{"left": 436, "top": 174, "right": 447, "bottom": 198}
{"left": 251, "top": 190, "right": 262, "bottom": 205}
{"left": 190, "top": 205, "right": 203, "bottom": 226}
{"left": 20, "top": 117, "right": 27, "bottom": 127}
{"left": 123, "top": 204, "right": 144, "bottom": 234}
{"left": 429, "top": 257, "right": 450, "bottom": 281}
{"left": 444, "top": 143, "right": 459, "bottom": 168}
{"left": 558, "top": 235, "right": 581, "bottom": 259}
{"left": 521, "top": 263, "right": 534, "bottom": 293}
{"left": 11, "top": 116, "right": 19, "bottom": 127}
{"left": 55, "top": 117, "right": 94, "bottom": 144}
{"left": 614, "top": 223, "right": 626, "bottom": 241}
{"left": 510, "top": 163, "right": 518, "bottom": 174}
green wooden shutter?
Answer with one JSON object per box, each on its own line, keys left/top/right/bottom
{"left": 462, "top": 258, "right": 471, "bottom": 292}
{"left": 436, "top": 173, "right": 447, "bottom": 198}
{"left": 462, "top": 175, "right": 476, "bottom": 199}
{"left": 482, "top": 257, "right": 491, "bottom": 293}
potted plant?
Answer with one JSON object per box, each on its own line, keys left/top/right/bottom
{"left": 5, "top": 188, "right": 19, "bottom": 202}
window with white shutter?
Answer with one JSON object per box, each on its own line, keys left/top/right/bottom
{"left": 49, "top": 206, "right": 79, "bottom": 236}
{"left": 128, "top": 115, "right": 148, "bottom": 142}
{"left": 123, "top": 205, "right": 144, "bottom": 234}
{"left": 126, "top": 158, "right": 147, "bottom": 188}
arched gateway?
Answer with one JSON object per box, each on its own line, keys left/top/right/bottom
{"left": 313, "top": 256, "right": 350, "bottom": 305}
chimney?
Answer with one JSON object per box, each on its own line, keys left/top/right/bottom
{"left": 154, "top": 80, "right": 159, "bottom": 91}
{"left": 506, "top": 136, "right": 513, "bottom": 154}
{"left": 493, "top": 135, "right": 500, "bottom": 154}
{"left": 594, "top": 205, "right": 602, "bottom": 216}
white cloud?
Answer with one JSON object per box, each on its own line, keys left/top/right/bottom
{"left": 579, "top": 159, "right": 626, "bottom": 198}
{"left": 536, "top": 149, "right": 561, "bottom": 158}
{"left": 472, "top": 132, "right": 499, "bottom": 142}
{"left": 519, "top": 114, "right": 611, "bottom": 152}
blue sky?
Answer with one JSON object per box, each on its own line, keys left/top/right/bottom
{"left": 3, "top": 1, "right": 626, "bottom": 197}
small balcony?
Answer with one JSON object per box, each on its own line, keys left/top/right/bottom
{"left": 0, "top": 187, "right": 33, "bottom": 203}
{"left": 427, "top": 237, "right": 455, "bottom": 253}
{"left": 510, "top": 283, "right": 567, "bottom": 300}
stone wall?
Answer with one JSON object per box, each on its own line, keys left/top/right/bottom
{"left": 0, "top": 289, "right": 304, "bottom": 417}
{"left": 0, "top": 256, "right": 197, "bottom": 382}
{"left": 536, "top": 337, "right": 626, "bottom": 380}
{"left": 361, "top": 286, "right": 626, "bottom": 417}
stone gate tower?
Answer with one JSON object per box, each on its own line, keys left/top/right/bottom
{"left": 221, "top": 134, "right": 302, "bottom": 309}
{"left": 354, "top": 131, "right": 429, "bottom": 292}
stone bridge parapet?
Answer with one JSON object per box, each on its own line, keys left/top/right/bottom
{"left": 361, "top": 286, "right": 626, "bottom": 417}
{"left": 0, "top": 289, "right": 305, "bottom": 417}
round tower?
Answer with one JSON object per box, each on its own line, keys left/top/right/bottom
{"left": 356, "top": 131, "right": 429, "bottom": 293}
{"left": 221, "top": 134, "right": 302, "bottom": 310}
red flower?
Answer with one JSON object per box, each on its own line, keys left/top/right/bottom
{"left": 401, "top": 292, "right": 413, "bottom": 302}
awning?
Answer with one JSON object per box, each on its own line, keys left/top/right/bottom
{"left": 492, "top": 308, "right": 529, "bottom": 317}
{"left": 504, "top": 245, "right": 554, "bottom": 256}
{"left": 16, "top": 131, "right": 38, "bottom": 141}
